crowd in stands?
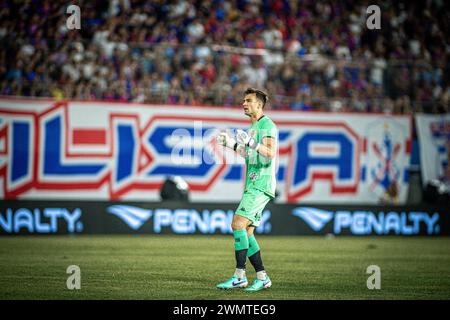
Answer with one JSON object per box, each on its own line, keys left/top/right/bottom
{"left": 0, "top": 0, "right": 449, "bottom": 113}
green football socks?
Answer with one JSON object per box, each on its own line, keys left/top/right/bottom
{"left": 247, "top": 234, "right": 260, "bottom": 257}
{"left": 233, "top": 229, "right": 249, "bottom": 269}
{"left": 233, "top": 229, "right": 249, "bottom": 251}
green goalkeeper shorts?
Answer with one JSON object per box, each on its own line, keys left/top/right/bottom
{"left": 235, "top": 188, "right": 272, "bottom": 227}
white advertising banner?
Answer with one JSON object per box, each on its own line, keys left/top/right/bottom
{"left": 0, "top": 98, "right": 412, "bottom": 204}
{"left": 415, "top": 113, "right": 450, "bottom": 186}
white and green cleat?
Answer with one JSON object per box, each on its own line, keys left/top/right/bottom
{"left": 216, "top": 276, "right": 248, "bottom": 289}
{"left": 244, "top": 277, "right": 272, "bottom": 292}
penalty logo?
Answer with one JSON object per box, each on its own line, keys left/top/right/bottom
{"left": 292, "top": 207, "right": 441, "bottom": 235}
{"left": 292, "top": 207, "right": 333, "bottom": 231}
{"left": 106, "top": 206, "right": 271, "bottom": 234}
{"left": 107, "top": 205, "right": 152, "bottom": 230}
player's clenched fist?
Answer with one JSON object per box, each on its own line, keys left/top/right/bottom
{"left": 236, "top": 129, "right": 259, "bottom": 150}
{"left": 216, "top": 131, "right": 237, "bottom": 149}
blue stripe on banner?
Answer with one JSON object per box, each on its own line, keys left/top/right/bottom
{"left": 224, "top": 165, "right": 242, "bottom": 180}
{"left": 277, "top": 166, "right": 285, "bottom": 181}
{"left": 279, "top": 131, "right": 290, "bottom": 141}
{"left": 403, "top": 169, "right": 409, "bottom": 182}
{"left": 12, "top": 122, "right": 29, "bottom": 181}
{"left": 116, "top": 125, "right": 135, "bottom": 182}
{"left": 44, "top": 116, "right": 105, "bottom": 175}
{"left": 361, "top": 166, "right": 366, "bottom": 182}
{"left": 410, "top": 139, "right": 420, "bottom": 166}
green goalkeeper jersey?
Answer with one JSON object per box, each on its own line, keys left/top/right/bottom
{"left": 244, "top": 115, "right": 278, "bottom": 198}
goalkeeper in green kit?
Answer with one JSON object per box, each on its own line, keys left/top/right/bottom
{"left": 215, "top": 88, "right": 278, "bottom": 292}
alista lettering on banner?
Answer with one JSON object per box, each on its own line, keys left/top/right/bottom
{"left": 0, "top": 100, "right": 411, "bottom": 204}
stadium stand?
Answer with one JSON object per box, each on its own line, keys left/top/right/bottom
{"left": 0, "top": 0, "right": 448, "bottom": 113}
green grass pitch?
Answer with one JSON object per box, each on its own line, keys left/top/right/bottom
{"left": 0, "top": 235, "right": 449, "bottom": 299}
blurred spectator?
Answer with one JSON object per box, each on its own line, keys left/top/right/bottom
{"left": 0, "top": 0, "right": 448, "bottom": 114}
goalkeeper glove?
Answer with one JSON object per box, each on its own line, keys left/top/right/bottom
{"left": 216, "top": 131, "right": 237, "bottom": 150}
{"left": 236, "top": 129, "right": 260, "bottom": 151}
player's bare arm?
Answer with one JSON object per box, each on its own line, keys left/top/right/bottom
{"left": 257, "top": 136, "right": 277, "bottom": 159}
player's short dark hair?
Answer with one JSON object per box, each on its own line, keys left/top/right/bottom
{"left": 244, "top": 87, "right": 269, "bottom": 108}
